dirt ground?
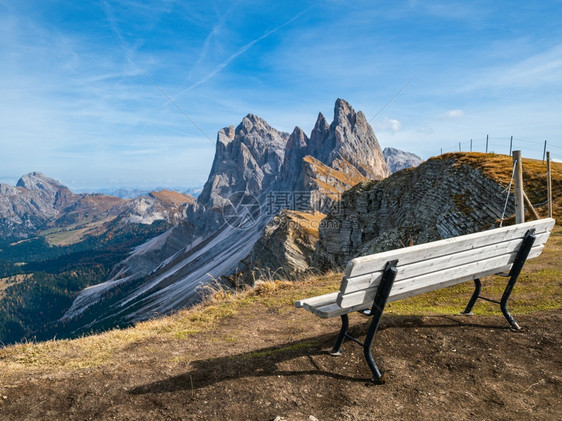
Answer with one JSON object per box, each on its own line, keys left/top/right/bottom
{"left": 1, "top": 300, "right": 561, "bottom": 420}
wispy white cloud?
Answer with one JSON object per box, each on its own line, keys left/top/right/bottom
{"left": 186, "top": 1, "right": 241, "bottom": 81}
{"left": 458, "top": 44, "right": 562, "bottom": 93}
{"left": 440, "top": 109, "right": 464, "bottom": 119}
{"left": 376, "top": 118, "right": 402, "bottom": 133}
{"left": 176, "top": 7, "right": 313, "bottom": 97}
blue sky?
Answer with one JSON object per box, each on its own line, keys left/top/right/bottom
{"left": 1, "top": 0, "right": 561, "bottom": 190}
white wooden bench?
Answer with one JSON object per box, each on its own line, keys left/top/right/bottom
{"left": 295, "top": 218, "right": 555, "bottom": 381}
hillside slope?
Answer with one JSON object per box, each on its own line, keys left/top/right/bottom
{"left": 0, "top": 224, "right": 560, "bottom": 420}
{"left": 318, "top": 153, "right": 562, "bottom": 269}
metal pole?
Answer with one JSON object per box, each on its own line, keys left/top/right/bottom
{"left": 547, "top": 151, "right": 552, "bottom": 218}
{"left": 441, "top": 147, "right": 443, "bottom": 155}
{"left": 543, "top": 140, "right": 547, "bottom": 163}
{"left": 509, "top": 136, "right": 513, "bottom": 155}
{"left": 486, "top": 134, "right": 489, "bottom": 153}
{"left": 513, "top": 150, "right": 524, "bottom": 224}
{"left": 470, "top": 138, "right": 472, "bottom": 152}
{"left": 459, "top": 142, "right": 461, "bottom": 152}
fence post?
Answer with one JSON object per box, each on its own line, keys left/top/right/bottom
{"left": 547, "top": 151, "right": 552, "bottom": 218}
{"left": 513, "top": 150, "right": 524, "bottom": 224}
{"left": 486, "top": 134, "right": 489, "bottom": 153}
{"left": 509, "top": 136, "right": 513, "bottom": 155}
{"left": 459, "top": 142, "right": 461, "bottom": 152}
{"left": 543, "top": 140, "right": 547, "bottom": 163}
{"left": 470, "top": 138, "right": 472, "bottom": 152}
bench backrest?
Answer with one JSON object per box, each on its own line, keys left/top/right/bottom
{"left": 337, "top": 218, "right": 555, "bottom": 309}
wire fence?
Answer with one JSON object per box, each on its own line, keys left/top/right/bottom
{"left": 440, "top": 136, "right": 562, "bottom": 163}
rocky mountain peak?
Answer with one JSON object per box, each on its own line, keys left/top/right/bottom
{"left": 333, "top": 98, "right": 355, "bottom": 126}
{"left": 383, "top": 147, "right": 423, "bottom": 173}
{"left": 236, "top": 113, "right": 275, "bottom": 137}
{"left": 217, "top": 125, "right": 235, "bottom": 146}
{"left": 16, "top": 172, "right": 66, "bottom": 191}
{"left": 286, "top": 126, "right": 309, "bottom": 152}
{"left": 198, "top": 113, "right": 289, "bottom": 208}
{"left": 306, "top": 99, "right": 390, "bottom": 180}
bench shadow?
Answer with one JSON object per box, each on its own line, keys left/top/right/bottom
{"left": 377, "top": 313, "right": 518, "bottom": 331}
{"left": 129, "top": 314, "right": 514, "bottom": 396}
{"left": 129, "top": 333, "right": 367, "bottom": 396}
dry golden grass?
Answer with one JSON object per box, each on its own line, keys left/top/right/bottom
{"left": 284, "top": 210, "right": 326, "bottom": 237}
{"left": 303, "top": 155, "right": 368, "bottom": 192}
{"left": 149, "top": 190, "right": 196, "bottom": 206}
{"left": 0, "top": 273, "right": 341, "bottom": 378}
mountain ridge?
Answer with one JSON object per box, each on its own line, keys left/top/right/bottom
{"left": 0, "top": 173, "right": 196, "bottom": 242}
{"left": 61, "top": 98, "right": 391, "bottom": 331}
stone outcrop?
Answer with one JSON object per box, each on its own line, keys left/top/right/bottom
{"left": 383, "top": 147, "right": 423, "bottom": 173}
{"left": 240, "top": 210, "right": 324, "bottom": 282}
{"left": 315, "top": 155, "right": 516, "bottom": 269}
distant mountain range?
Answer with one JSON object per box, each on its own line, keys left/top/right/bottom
{"left": 87, "top": 187, "right": 203, "bottom": 199}
{"left": 0, "top": 172, "right": 195, "bottom": 242}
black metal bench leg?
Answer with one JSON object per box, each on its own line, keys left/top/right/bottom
{"left": 329, "top": 314, "right": 349, "bottom": 356}
{"left": 461, "top": 278, "right": 482, "bottom": 315}
{"left": 500, "top": 279, "right": 520, "bottom": 330}
{"left": 363, "top": 260, "right": 398, "bottom": 381}
{"left": 501, "top": 229, "right": 536, "bottom": 331}
{"left": 363, "top": 308, "right": 384, "bottom": 380}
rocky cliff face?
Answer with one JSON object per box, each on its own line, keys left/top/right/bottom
{"left": 383, "top": 147, "right": 423, "bottom": 173}
{"left": 315, "top": 155, "right": 516, "bottom": 269}
{"left": 198, "top": 115, "right": 289, "bottom": 208}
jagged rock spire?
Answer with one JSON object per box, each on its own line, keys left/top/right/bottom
{"left": 198, "top": 114, "right": 290, "bottom": 208}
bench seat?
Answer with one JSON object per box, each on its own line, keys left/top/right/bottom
{"left": 296, "top": 293, "right": 371, "bottom": 318}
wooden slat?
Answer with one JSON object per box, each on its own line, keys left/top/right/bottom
{"left": 295, "top": 291, "right": 339, "bottom": 309}
{"left": 344, "top": 219, "right": 554, "bottom": 278}
{"left": 340, "top": 232, "right": 550, "bottom": 295}
{"left": 337, "top": 246, "right": 544, "bottom": 308}
{"left": 311, "top": 300, "right": 373, "bottom": 319}
{"left": 387, "top": 266, "right": 511, "bottom": 303}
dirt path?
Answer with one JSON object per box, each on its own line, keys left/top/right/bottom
{"left": 1, "top": 300, "right": 561, "bottom": 420}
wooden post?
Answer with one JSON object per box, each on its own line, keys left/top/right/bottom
{"left": 547, "top": 151, "right": 552, "bottom": 218}
{"left": 523, "top": 191, "right": 540, "bottom": 220}
{"left": 486, "top": 134, "right": 489, "bottom": 153}
{"left": 513, "top": 150, "right": 524, "bottom": 224}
